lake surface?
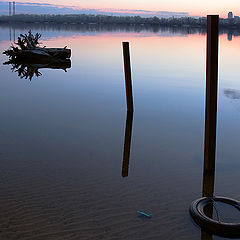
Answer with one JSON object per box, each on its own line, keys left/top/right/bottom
{"left": 0, "top": 25, "right": 240, "bottom": 240}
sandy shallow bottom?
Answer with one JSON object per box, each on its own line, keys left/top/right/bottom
{"left": 0, "top": 154, "right": 203, "bottom": 240}
{"left": 0, "top": 145, "right": 236, "bottom": 240}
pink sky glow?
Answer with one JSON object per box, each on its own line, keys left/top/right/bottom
{"left": 1, "top": 0, "right": 239, "bottom": 17}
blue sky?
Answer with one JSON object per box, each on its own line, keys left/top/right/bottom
{"left": 0, "top": 0, "right": 238, "bottom": 17}
{"left": 0, "top": 1, "right": 190, "bottom": 17}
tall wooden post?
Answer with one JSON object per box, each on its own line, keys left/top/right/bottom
{"left": 204, "top": 15, "right": 219, "bottom": 173}
{"left": 122, "top": 42, "right": 134, "bottom": 112}
{"left": 201, "top": 16, "right": 219, "bottom": 240}
{"left": 202, "top": 169, "right": 215, "bottom": 197}
{"left": 201, "top": 169, "right": 214, "bottom": 239}
{"left": 201, "top": 168, "right": 214, "bottom": 239}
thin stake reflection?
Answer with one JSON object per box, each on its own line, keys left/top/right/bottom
{"left": 122, "top": 111, "right": 134, "bottom": 177}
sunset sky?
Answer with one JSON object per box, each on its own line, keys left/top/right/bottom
{"left": 0, "top": 0, "right": 239, "bottom": 17}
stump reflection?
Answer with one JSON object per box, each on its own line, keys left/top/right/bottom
{"left": 3, "top": 59, "right": 71, "bottom": 81}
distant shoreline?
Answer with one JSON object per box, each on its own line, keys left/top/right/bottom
{"left": 0, "top": 14, "right": 240, "bottom": 30}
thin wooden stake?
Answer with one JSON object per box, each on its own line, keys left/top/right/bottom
{"left": 122, "top": 42, "right": 134, "bottom": 112}
{"left": 204, "top": 15, "right": 219, "bottom": 173}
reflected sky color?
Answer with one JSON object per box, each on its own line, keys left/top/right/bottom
{"left": 2, "top": 28, "right": 240, "bottom": 89}
{"left": 39, "top": 31, "right": 240, "bottom": 88}
{"left": 1, "top": 27, "right": 240, "bottom": 239}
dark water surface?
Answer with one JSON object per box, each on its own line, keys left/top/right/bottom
{"left": 0, "top": 26, "right": 240, "bottom": 239}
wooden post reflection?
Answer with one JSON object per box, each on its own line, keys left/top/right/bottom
{"left": 122, "top": 111, "right": 134, "bottom": 177}
{"left": 122, "top": 42, "right": 134, "bottom": 112}
{"left": 201, "top": 15, "right": 219, "bottom": 240}
{"left": 201, "top": 230, "right": 213, "bottom": 240}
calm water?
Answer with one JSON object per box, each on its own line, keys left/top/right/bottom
{"left": 0, "top": 26, "right": 240, "bottom": 240}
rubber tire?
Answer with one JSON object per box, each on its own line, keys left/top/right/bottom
{"left": 190, "top": 196, "right": 240, "bottom": 238}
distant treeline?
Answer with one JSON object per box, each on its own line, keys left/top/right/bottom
{"left": 0, "top": 14, "right": 239, "bottom": 29}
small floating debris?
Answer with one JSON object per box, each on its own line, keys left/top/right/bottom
{"left": 137, "top": 211, "right": 152, "bottom": 218}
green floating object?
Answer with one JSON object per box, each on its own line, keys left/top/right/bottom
{"left": 137, "top": 211, "right": 152, "bottom": 218}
